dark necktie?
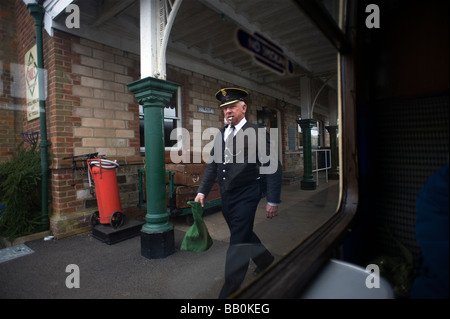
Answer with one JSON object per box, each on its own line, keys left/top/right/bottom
{"left": 225, "top": 125, "right": 235, "bottom": 142}
{"left": 224, "top": 125, "right": 235, "bottom": 163}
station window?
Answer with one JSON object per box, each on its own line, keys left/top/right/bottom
{"left": 139, "top": 86, "right": 182, "bottom": 155}
{"left": 311, "top": 120, "right": 321, "bottom": 149}
{"left": 297, "top": 119, "right": 321, "bottom": 149}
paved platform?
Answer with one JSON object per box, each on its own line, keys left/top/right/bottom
{"left": 0, "top": 178, "right": 339, "bottom": 299}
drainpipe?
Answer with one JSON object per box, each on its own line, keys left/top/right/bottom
{"left": 27, "top": 1, "right": 49, "bottom": 231}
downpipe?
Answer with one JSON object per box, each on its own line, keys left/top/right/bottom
{"left": 27, "top": 1, "right": 49, "bottom": 231}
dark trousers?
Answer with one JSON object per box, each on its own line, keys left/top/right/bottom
{"left": 218, "top": 183, "right": 273, "bottom": 299}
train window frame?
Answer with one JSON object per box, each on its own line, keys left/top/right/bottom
{"left": 233, "top": 0, "right": 358, "bottom": 298}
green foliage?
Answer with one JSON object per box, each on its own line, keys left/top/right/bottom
{"left": 369, "top": 225, "right": 416, "bottom": 298}
{"left": 371, "top": 254, "right": 416, "bottom": 298}
{"left": 0, "top": 145, "right": 43, "bottom": 240}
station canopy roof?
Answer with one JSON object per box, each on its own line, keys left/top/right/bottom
{"left": 37, "top": 0, "right": 341, "bottom": 106}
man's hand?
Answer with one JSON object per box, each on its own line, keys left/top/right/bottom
{"left": 194, "top": 193, "right": 205, "bottom": 207}
{"left": 266, "top": 204, "right": 279, "bottom": 219}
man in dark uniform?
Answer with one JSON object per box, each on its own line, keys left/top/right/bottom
{"left": 195, "top": 88, "right": 282, "bottom": 299}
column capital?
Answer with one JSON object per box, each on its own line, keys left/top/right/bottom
{"left": 297, "top": 118, "right": 316, "bottom": 129}
{"left": 127, "top": 76, "right": 179, "bottom": 107}
{"left": 325, "top": 125, "right": 338, "bottom": 133}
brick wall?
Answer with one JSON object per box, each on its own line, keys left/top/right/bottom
{"left": 69, "top": 37, "right": 140, "bottom": 157}
{"left": 48, "top": 31, "right": 143, "bottom": 238}
{"left": 282, "top": 99, "right": 304, "bottom": 176}
{"left": 0, "top": 0, "right": 23, "bottom": 162}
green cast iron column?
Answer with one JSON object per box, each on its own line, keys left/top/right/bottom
{"left": 128, "top": 77, "right": 179, "bottom": 259}
{"left": 27, "top": 2, "right": 49, "bottom": 231}
{"left": 297, "top": 119, "right": 316, "bottom": 190}
{"left": 325, "top": 125, "right": 339, "bottom": 180}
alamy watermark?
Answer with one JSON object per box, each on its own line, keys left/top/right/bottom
{"left": 365, "top": 4, "right": 380, "bottom": 29}
{"left": 65, "top": 264, "right": 80, "bottom": 289}
{"left": 64, "top": 263, "right": 383, "bottom": 291}
{"left": 365, "top": 264, "right": 380, "bottom": 288}
{"left": 169, "top": 120, "right": 279, "bottom": 174}
{"left": 65, "top": 4, "right": 80, "bottom": 29}
{"left": 64, "top": 3, "right": 381, "bottom": 30}
{"left": 63, "top": 3, "right": 381, "bottom": 30}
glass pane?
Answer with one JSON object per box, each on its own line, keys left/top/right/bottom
{"left": 166, "top": 0, "right": 342, "bottom": 299}
{"left": 164, "top": 94, "right": 177, "bottom": 118}
{"left": 137, "top": 0, "right": 342, "bottom": 299}
{"left": 164, "top": 118, "right": 177, "bottom": 147}
{"left": 140, "top": 117, "right": 178, "bottom": 149}
{"left": 139, "top": 114, "right": 145, "bottom": 155}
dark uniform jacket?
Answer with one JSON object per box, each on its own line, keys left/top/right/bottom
{"left": 198, "top": 121, "right": 282, "bottom": 204}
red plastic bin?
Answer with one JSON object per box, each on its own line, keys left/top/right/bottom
{"left": 87, "top": 159, "right": 124, "bottom": 228}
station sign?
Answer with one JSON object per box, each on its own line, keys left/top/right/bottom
{"left": 25, "top": 45, "right": 40, "bottom": 121}
{"left": 197, "top": 105, "right": 215, "bottom": 114}
{"left": 237, "top": 29, "right": 293, "bottom": 75}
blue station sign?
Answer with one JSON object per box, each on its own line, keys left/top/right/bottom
{"left": 237, "top": 29, "right": 293, "bottom": 75}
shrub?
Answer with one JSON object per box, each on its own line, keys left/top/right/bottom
{"left": 0, "top": 144, "right": 44, "bottom": 240}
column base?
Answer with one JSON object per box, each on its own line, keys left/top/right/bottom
{"left": 301, "top": 179, "right": 317, "bottom": 190}
{"left": 141, "top": 228, "right": 175, "bottom": 259}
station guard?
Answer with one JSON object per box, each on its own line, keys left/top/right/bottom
{"left": 195, "top": 88, "right": 282, "bottom": 299}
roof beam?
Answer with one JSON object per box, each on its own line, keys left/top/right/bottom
{"left": 197, "top": 0, "right": 312, "bottom": 74}
{"left": 292, "top": 0, "right": 351, "bottom": 54}
{"left": 91, "top": 0, "right": 136, "bottom": 27}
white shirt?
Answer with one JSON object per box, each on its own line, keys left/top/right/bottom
{"left": 224, "top": 118, "right": 247, "bottom": 142}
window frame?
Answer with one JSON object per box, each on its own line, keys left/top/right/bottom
{"left": 139, "top": 86, "right": 182, "bottom": 155}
